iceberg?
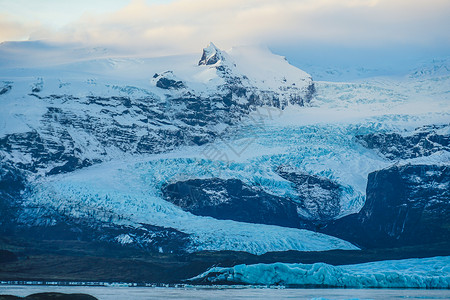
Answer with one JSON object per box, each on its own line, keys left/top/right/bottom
{"left": 191, "top": 256, "right": 450, "bottom": 288}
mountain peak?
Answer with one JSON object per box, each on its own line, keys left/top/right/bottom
{"left": 198, "top": 42, "right": 224, "bottom": 66}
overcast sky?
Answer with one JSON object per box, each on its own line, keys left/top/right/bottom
{"left": 1, "top": 0, "right": 449, "bottom": 68}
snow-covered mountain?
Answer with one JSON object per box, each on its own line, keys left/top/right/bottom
{"left": 0, "top": 41, "right": 449, "bottom": 256}
{"left": 0, "top": 42, "right": 314, "bottom": 175}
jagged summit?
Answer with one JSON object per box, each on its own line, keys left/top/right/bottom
{"left": 198, "top": 42, "right": 224, "bottom": 66}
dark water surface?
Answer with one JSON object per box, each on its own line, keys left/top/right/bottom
{"left": 1, "top": 285, "right": 450, "bottom": 300}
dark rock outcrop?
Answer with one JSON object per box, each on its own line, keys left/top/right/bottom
{"left": 162, "top": 178, "right": 311, "bottom": 229}
{"left": 156, "top": 77, "right": 185, "bottom": 90}
{"left": 323, "top": 164, "right": 450, "bottom": 248}
{"left": 356, "top": 124, "right": 449, "bottom": 160}
{"left": 0, "top": 131, "right": 97, "bottom": 175}
{"left": 10, "top": 211, "right": 190, "bottom": 254}
{"left": 198, "top": 42, "right": 223, "bottom": 66}
{"left": 0, "top": 162, "right": 25, "bottom": 232}
{"left": 153, "top": 72, "right": 185, "bottom": 90}
{"left": 0, "top": 293, "right": 98, "bottom": 300}
{"left": 162, "top": 172, "right": 345, "bottom": 229}
{"left": 0, "top": 81, "right": 12, "bottom": 95}
{"left": 276, "top": 166, "right": 342, "bottom": 222}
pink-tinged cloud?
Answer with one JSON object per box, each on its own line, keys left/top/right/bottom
{"left": 3, "top": 0, "right": 450, "bottom": 56}
{"left": 0, "top": 14, "right": 42, "bottom": 42}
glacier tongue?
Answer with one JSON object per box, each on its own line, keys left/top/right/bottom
{"left": 192, "top": 256, "right": 450, "bottom": 288}
{"left": 29, "top": 157, "right": 359, "bottom": 254}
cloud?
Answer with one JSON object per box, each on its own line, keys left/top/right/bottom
{"left": 3, "top": 0, "right": 450, "bottom": 56}
{"left": 0, "top": 14, "right": 41, "bottom": 42}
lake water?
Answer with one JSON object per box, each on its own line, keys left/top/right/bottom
{"left": 1, "top": 285, "right": 450, "bottom": 300}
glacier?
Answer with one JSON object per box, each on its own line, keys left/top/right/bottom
{"left": 28, "top": 157, "right": 359, "bottom": 254}
{"left": 191, "top": 256, "right": 450, "bottom": 288}
{"left": 1, "top": 41, "right": 449, "bottom": 255}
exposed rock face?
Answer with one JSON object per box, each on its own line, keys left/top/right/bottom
{"left": 0, "top": 130, "right": 97, "bottom": 176}
{"left": 356, "top": 124, "right": 450, "bottom": 160}
{"left": 347, "top": 125, "right": 450, "bottom": 247}
{"left": 153, "top": 71, "right": 186, "bottom": 90}
{"left": 0, "top": 81, "right": 12, "bottom": 95}
{"left": 0, "top": 162, "right": 25, "bottom": 232}
{"left": 276, "top": 166, "right": 342, "bottom": 222}
{"left": 0, "top": 92, "right": 236, "bottom": 177}
{"left": 9, "top": 218, "right": 190, "bottom": 254}
{"left": 162, "top": 178, "right": 309, "bottom": 229}
{"left": 323, "top": 164, "right": 450, "bottom": 248}
{"left": 156, "top": 77, "right": 185, "bottom": 90}
{"left": 162, "top": 171, "right": 345, "bottom": 229}
{"left": 198, "top": 42, "right": 224, "bottom": 65}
